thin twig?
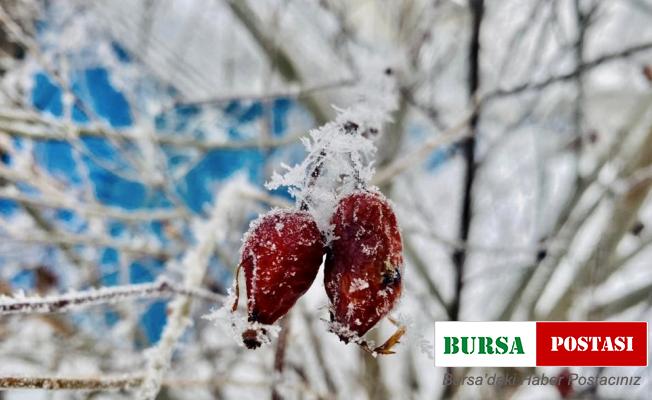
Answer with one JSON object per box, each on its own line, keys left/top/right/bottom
{"left": 403, "top": 237, "right": 449, "bottom": 319}
{"left": 138, "top": 182, "right": 242, "bottom": 399}
{"left": 449, "top": 0, "right": 484, "bottom": 323}
{"left": 547, "top": 126, "right": 652, "bottom": 319}
{"left": 0, "top": 375, "right": 268, "bottom": 390}
{"left": 271, "top": 317, "right": 290, "bottom": 400}
{"left": 0, "top": 230, "right": 175, "bottom": 259}
{"left": 371, "top": 113, "right": 472, "bottom": 185}
{"left": 0, "top": 188, "right": 186, "bottom": 222}
{"left": 225, "top": 0, "right": 330, "bottom": 124}
{"left": 0, "top": 277, "right": 223, "bottom": 315}
{"left": 609, "top": 234, "right": 652, "bottom": 272}
{"left": 443, "top": 4, "right": 484, "bottom": 396}
{"left": 485, "top": 41, "right": 652, "bottom": 100}
{"left": 590, "top": 280, "right": 652, "bottom": 318}
{"left": 172, "top": 78, "right": 354, "bottom": 110}
{"left": 299, "top": 307, "right": 338, "bottom": 397}
{"left": 498, "top": 92, "right": 652, "bottom": 320}
{"left": 0, "top": 118, "right": 304, "bottom": 151}
{"left": 0, "top": 375, "right": 142, "bottom": 391}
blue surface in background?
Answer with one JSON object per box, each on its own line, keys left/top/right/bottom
{"left": 16, "top": 49, "right": 300, "bottom": 342}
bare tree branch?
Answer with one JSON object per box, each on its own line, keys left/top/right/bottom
{"left": 138, "top": 182, "right": 242, "bottom": 399}
{"left": 172, "top": 78, "right": 354, "bottom": 110}
{"left": 0, "top": 229, "right": 176, "bottom": 259}
{"left": 0, "top": 375, "right": 142, "bottom": 391}
{"left": 590, "top": 281, "right": 652, "bottom": 318}
{"left": 0, "top": 277, "right": 223, "bottom": 315}
{"left": 450, "top": 0, "right": 484, "bottom": 323}
{"left": 0, "top": 117, "right": 304, "bottom": 151}
{"left": 0, "top": 188, "right": 186, "bottom": 222}
{"left": 498, "top": 92, "right": 652, "bottom": 320}
{"left": 0, "top": 375, "right": 267, "bottom": 390}
{"left": 271, "top": 316, "right": 290, "bottom": 400}
{"left": 225, "top": 0, "right": 330, "bottom": 124}
{"left": 485, "top": 41, "right": 652, "bottom": 100}
{"left": 546, "top": 125, "right": 652, "bottom": 320}
{"left": 371, "top": 113, "right": 472, "bottom": 185}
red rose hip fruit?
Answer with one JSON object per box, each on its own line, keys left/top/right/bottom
{"left": 325, "top": 190, "right": 403, "bottom": 343}
{"left": 239, "top": 210, "right": 324, "bottom": 348}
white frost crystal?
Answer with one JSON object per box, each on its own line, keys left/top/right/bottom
{"left": 266, "top": 69, "right": 398, "bottom": 237}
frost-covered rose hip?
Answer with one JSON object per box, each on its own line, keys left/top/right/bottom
{"left": 324, "top": 190, "right": 403, "bottom": 348}
{"left": 239, "top": 209, "right": 324, "bottom": 348}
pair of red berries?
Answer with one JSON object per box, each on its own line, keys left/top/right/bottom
{"left": 233, "top": 189, "right": 404, "bottom": 354}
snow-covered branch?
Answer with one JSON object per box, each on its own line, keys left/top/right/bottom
{"left": 0, "top": 229, "right": 176, "bottom": 259}
{"left": 0, "top": 111, "right": 304, "bottom": 151}
{"left": 0, "top": 187, "right": 186, "bottom": 222}
{"left": 0, "top": 375, "right": 142, "bottom": 390}
{"left": 485, "top": 41, "right": 652, "bottom": 100}
{"left": 0, "top": 374, "right": 271, "bottom": 391}
{"left": 372, "top": 113, "right": 473, "bottom": 185}
{"left": 172, "top": 78, "right": 355, "bottom": 109}
{"left": 138, "top": 179, "right": 249, "bottom": 399}
{"left": 0, "top": 277, "right": 223, "bottom": 315}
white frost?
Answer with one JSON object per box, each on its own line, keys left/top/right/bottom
{"left": 349, "top": 278, "right": 370, "bottom": 293}
{"left": 266, "top": 69, "right": 398, "bottom": 238}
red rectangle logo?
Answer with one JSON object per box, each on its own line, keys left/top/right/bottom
{"left": 536, "top": 322, "right": 648, "bottom": 366}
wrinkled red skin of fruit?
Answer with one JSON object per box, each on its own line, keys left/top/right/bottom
{"left": 325, "top": 190, "right": 403, "bottom": 342}
{"left": 240, "top": 210, "right": 324, "bottom": 348}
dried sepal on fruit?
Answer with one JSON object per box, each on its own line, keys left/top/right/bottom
{"left": 324, "top": 190, "right": 405, "bottom": 354}
{"left": 234, "top": 209, "right": 324, "bottom": 349}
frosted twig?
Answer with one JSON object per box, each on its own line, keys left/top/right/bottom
{"left": 0, "top": 375, "right": 142, "bottom": 390}
{"left": 0, "top": 188, "right": 186, "bottom": 222}
{"left": 171, "top": 78, "right": 355, "bottom": 109}
{"left": 226, "top": 0, "right": 330, "bottom": 124}
{"left": 266, "top": 68, "right": 399, "bottom": 233}
{"left": 0, "top": 375, "right": 266, "bottom": 390}
{"left": 403, "top": 237, "right": 449, "bottom": 318}
{"left": 372, "top": 113, "right": 473, "bottom": 185}
{"left": 0, "top": 157, "right": 189, "bottom": 224}
{"left": 0, "top": 158, "right": 71, "bottom": 200}
{"left": 298, "top": 305, "right": 338, "bottom": 396}
{"left": 590, "top": 280, "right": 652, "bottom": 318}
{"left": 545, "top": 124, "right": 652, "bottom": 320}
{"left": 138, "top": 180, "right": 245, "bottom": 399}
{"left": 238, "top": 185, "right": 293, "bottom": 208}
{"left": 0, "top": 230, "right": 175, "bottom": 259}
{"left": 0, "top": 277, "right": 224, "bottom": 315}
{"left": 498, "top": 93, "right": 652, "bottom": 320}
{"left": 609, "top": 234, "right": 652, "bottom": 272}
{"left": 0, "top": 112, "right": 304, "bottom": 150}
{"left": 0, "top": 5, "right": 151, "bottom": 178}
{"left": 485, "top": 41, "right": 652, "bottom": 100}
{"left": 271, "top": 317, "right": 290, "bottom": 400}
